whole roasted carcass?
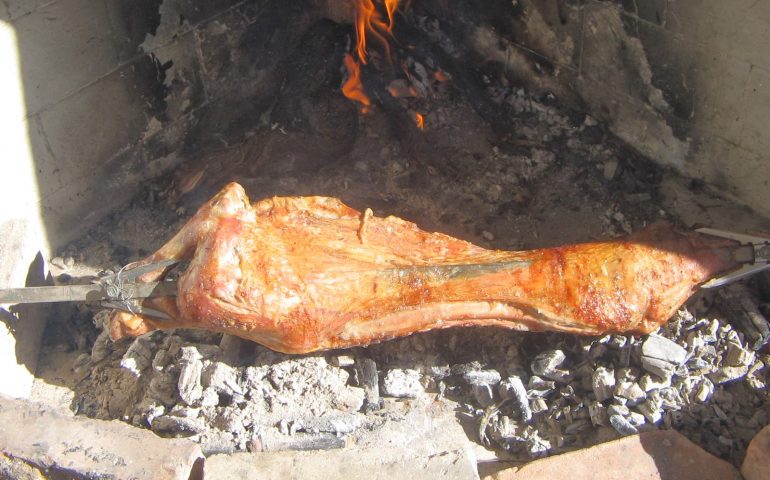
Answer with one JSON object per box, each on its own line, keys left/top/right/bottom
{"left": 109, "top": 182, "right": 748, "bottom": 354}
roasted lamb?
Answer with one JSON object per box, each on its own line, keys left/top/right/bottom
{"left": 109, "top": 182, "right": 741, "bottom": 354}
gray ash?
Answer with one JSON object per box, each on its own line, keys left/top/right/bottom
{"left": 452, "top": 308, "right": 770, "bottom": 465}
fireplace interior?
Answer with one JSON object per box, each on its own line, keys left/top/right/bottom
{"left": 2, "top": 0, "right": 770, "bottom": 478}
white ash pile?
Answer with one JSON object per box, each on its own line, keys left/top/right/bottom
{"left": 447, "top": 300, "right": 770, "bottom": 465}
{"left": 76, "top": 323, "right": 368, "bottom": 454}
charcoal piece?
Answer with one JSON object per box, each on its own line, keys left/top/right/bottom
{"left": 472, "top": 384, "right": 495, "bottom": 407}
{"left": 253, "top": 432, "right": 346, "bottom": 452}
{"left": 530, "top": 350, "right": 570, "bottom": 383}
{"left": 626, "top": 412, "right": 646, "bottom": 427}
{"left": 177, "top": 347, "right": 204, "bottom": 406}
{"left": 592, "top": 367, "right": 615, "bottom": 402}
{"left": 451, "top": 362, "right": 483, "bottom": 376}
{"left": 298, "top": 413, "right": 362, "bottom": 435}
{"left": 526, "top": 435, "right": 552, "bottom": 456}
{"left": 530, "top": 398, "right": 548, "bottom": 414}
{"left": 609, "top": 414, "right": 638, "bottom": 436}
{"left": 639, "top": 374, "right": 669, "bottom": 392}
{"left": 588, "top": 401, "right": 608, "bottom": 426}
{"left": 636, "top": 398, "right": 662, "bottom": 424}
{"left": 640, "top": 356, "right": 676, "bottom": 379}
{"left": 608, "top": 404, "right": 630, "bottom": 417}
{"left": 462, "top": 370, "right": 502, "bottom": 386}
{"left": 151, "top": 415, "right": 205, "bottom": 435}
{"left": 708, "top": 365, "right": 749, "bottom": 384}
{"left": 499, "top": 376, "right": 532, "bottom": 422}
{"left": 641, "top": 334, "right": 687, "bottom": 365}
{"left": 90, "top": 330, "right": 111, "bottom": 363}
{"left": 694, "top": 379, "right": 714, "bottom": 402}
{"left": 528, "top": 376, "right": 556, "bottom": 391}
{"left": 724, "top": 342, "right": 755, "bottom": 367}
{"left": 565, "top": 419, "right": 590, "bottom": 434}
{"left": 355, "top": 356, "right": 382, "bottom": 411}
{"left": 120, "top": 334, "right": 157, "bottom": 377}
{"left": 718, "top": 286, "right": 770, "bottom": 351}
{"left": 382, "top": 369, "right": 423, "bottom": 398}
{"left": 330, "top": 354, "right": 355, "bottom": 367}
{"left": 614, "top": 381, "right": 645, "bottom": 405}
{"left": 202, "top": 362, "right": 243, "bottom": 395}
{"left": 219, "top": 334, "right": 246, "bottom": 365}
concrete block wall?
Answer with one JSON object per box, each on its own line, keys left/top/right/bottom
{"left": 608, "top": 0, "right": 770, "bottom": 218}
{"left": 0, "top": 0, "right": 324, "bottom": 398}
{"left": 0, "top": 0, "right": 260, "bottom": 398}
{"left": 0, "top": 0, "right": 241, "bottom": 248}
{"left": 487, "top": 0, "right": 770, "bottom": 219}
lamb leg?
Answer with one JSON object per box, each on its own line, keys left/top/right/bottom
{"left": 108, "top": 182, "right": 743, "bottom": 352}
{"left": 133, "top": 183, "right": 253, "bottom": 282}
{"left": 108, "top": 183, "right": 252, "bottom": 339}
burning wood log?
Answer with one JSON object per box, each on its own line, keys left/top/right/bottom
{"left": 108, "top": 182, "right": 743, "bottom": 354}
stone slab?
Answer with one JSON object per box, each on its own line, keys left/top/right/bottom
{"left": 208, "top": 404, "right": 480, "bottom": 480}
{"left": 484, "top": 430, "right": 740, "bottom": 480}
{"left": 206, "top": 446, "right": 479, "bottom": 480}
{"left": 0, "top": 395, "right": 203, "bottom": 480}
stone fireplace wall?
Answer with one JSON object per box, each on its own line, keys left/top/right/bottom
{"left": 468, "top": 0, "right": 770, "bottom": 218}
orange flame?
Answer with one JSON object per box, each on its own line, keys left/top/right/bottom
{"left": 342, "top": 53, "right": 371, "bottom": 113}
{"left": 354, "top": 0, "right": 400, "bottom": 65}
{"left": 414, "top": 112, "right": 424, "bottom": 129}
{"left": 384, "top": 0, "right": 399, "bottom": 30}
{"left": 433, "top": 70, "right": 450, "bottom": 82}
{"left": 342, "top": 0, "right": 401, "bottom": 113}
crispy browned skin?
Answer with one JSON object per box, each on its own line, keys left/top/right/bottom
{"left": 109, "top": 182, "right": 741, "bottom": 353}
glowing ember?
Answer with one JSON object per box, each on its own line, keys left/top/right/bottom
{"left": 386, "top": 79, "right": 417, "bottom": 98}
{"left": 342, "top": 53, "right": 371, "bottom": 113}
{"left": 433, "top": 70, "right": 450, "bottom": 82}
{"left": 414, "top": 112, "right": 424, "bottom": 129}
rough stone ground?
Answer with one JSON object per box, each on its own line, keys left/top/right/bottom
{"left": 29, "top": 0, "right": 770, "bottom": 471}
{"left": 0, "top": 394, "right": 203, "bottom": 480}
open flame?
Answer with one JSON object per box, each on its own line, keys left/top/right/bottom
{"left": 342, "top": 53, "right": 371, "bottom": 113}
{"left": 354, "top": 0, "right": 400, "bottom": 65}
{"left": 341, "top": 0, "right": 401, "bottom": 112}
{"left": 414, "top": 112, "right": 424, "bottom": 129}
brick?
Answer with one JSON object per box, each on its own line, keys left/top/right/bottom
{"left": 0, "top": 452, "right": 46, "bottom": 480}
{"left": 484, "top": 430, "right": 740, "bottom": 480}
{"left": 0, "top": 395, "right": 203, "bottom": 480}
{"left": 742, "top": 423, "right": 770, "bottom": 480}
